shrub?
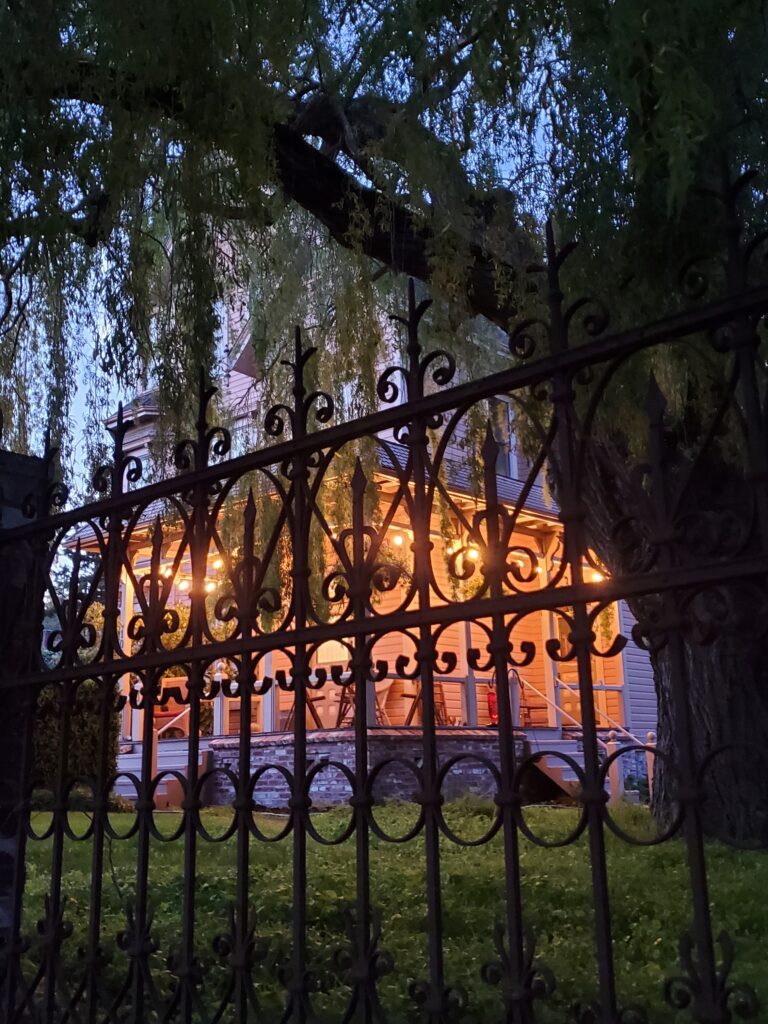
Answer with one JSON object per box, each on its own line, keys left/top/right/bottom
{"left": 29, "top": 787, "right": 133, "bottom": 812}
{"left": 32, "top": 679, "right": 119, "bottom": 792}
{"left": 623, "top": 773, "right": 650, "bottom": 803}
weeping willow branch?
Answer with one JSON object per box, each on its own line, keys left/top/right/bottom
{"left": 9, "top": 53, "right": 529, "bottom": 332}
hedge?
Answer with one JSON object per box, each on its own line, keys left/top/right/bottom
{"left": 32, "top": 679, "right": 118, "bottom": 793}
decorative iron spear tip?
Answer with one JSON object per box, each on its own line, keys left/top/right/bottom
{"left": 196, "top": 366, "right": 208, "bottom": 433}
{"left": 351, "top": 458, "right": 367, "bottom": 499}
{"left": 294, "top": 324, "right": 302, "bottom": 367}
{"left": 244, "top": 487, "right": 256, "bottom": 520}
{"left": 543, "top": 217, "right": 577, "bottom": 274}
{"left": 407, "top": 277, "right": 416, "bottom": 318}
{"left": 70, "top": 537, "right": 83, "bottom": 603}
{"left": 544, "top": 218, "right": 556, "bottom": 266}
{"left": 150, "top": 517, "right": 164, "bottom": 573}
{"left": 43, "top": 424, "right": 59, "bottom": 464}
{"left": 481, "top": 421, "right": 500, "bottom": 467}
{"left": 243, "top": 488, "right": 256, "bottom": 552}
{"left": 645, "top": 371, "right": 667, "bottom": 426}
{"left": 110, "top": 402, "right": 126, "bottom": 472}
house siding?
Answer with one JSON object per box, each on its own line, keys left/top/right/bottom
{"left": 618, "top": 602, "right": 657, "bottom": 740}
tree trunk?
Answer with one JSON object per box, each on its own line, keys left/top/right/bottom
{"left": 578, "top": 431, "right": 768, "bottom": 844}
{"left": 649, "top": 626, "right": 768, "bottom": 844}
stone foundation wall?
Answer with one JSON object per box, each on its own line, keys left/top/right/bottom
{"left": 209, "top": 728, "right": 526, "bottom": 808}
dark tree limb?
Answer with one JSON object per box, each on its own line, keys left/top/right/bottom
{"left": 33, "top": 55, "right": 529, "bottom": 330}
{"left": 271, "top": 123, "right": 523, "bottom": 329}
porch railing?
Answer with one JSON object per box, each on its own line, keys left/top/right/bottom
{"left": 555, "top": 676, "right": 644, "bottom": 747}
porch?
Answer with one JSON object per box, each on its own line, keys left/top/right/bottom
{"left": 115, "top": 668, "right": 646, "bottom": 809}
{"left": 120, "top": 659, "right": 632, "bottom": 746}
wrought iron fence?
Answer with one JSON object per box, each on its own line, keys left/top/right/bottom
{"left": 1, "top": 171, "right": 767, "bottom": 1023}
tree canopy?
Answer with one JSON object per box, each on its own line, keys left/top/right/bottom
{"left": 2, "top": 0, "right": 766, "bottom": 469}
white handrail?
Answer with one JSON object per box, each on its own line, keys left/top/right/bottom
{"left": 516, "top": 675, "right": 608, "bottom": 752}
{"left": 555, "top": 676, "right": 645, "bottom": 747}
{"left": 155, "top": 705, "right": 190, "bottom": 737}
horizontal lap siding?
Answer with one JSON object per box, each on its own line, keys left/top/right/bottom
{"left": 603, "top": 689, "right": 623, "bottom": 724}
{"left": 439, "top": 681, "right": 464, "bottom": 724}
{"left": 226, "top": 698, "right": 262, "bottom": 733}
{"left": 599, "top": 642, "right": 623, "bottom": 688}
{"left": 224, "top": 369, "right": 255, "bottom": 409}
{"left": 618, "top": 601, "right": 657, "bottom": 740}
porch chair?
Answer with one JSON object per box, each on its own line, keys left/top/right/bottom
{"left": 402, "top": 678, "right": 449, "bottom": 726}
{"left": 282, "top": 690, "right": 326, "bottom": 730}
{"left": 334, "top": 679, "right": 393, "bottom": 727}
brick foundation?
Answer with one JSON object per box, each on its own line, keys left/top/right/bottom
{"left": 209, "top": 728, "right": 526, "bottom": 808}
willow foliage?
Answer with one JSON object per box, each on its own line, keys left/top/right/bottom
{"left": 0, "top": 1, "right": 766, "bottom": 471}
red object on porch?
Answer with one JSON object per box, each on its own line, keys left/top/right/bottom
{"left": 487, "top": 685, "right": 498, "bottom": 725}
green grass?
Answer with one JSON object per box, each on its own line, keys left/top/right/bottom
{"left": 21, "top": 802, "right": 768, "bottom": 1022}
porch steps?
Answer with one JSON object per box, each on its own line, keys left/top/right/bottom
{"left": 113, "top": 737, "right": 213, "bottom": 806}
{"left": 523, "top": 728, "right": 608, "bottom": 801}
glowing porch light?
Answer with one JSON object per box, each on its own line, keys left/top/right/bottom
{"left": 591, "top": 571, "right": 605, "bottom": 582}
{"left": 392, "top": 533, "right": 404, "bottom": 547}
{"left": 178, "top": 579, "right": 190, "bottom": 592}
{"left": 162, "top": 568, "right": 173, "bottom": 578}
{"left": 213, "top": 557, "right": 224, "bottom": 570}
{"left": 205, "top": 580, "right": 216, "bottom": 593}
{"left": 467, "top": 546, "right": 480, "bottom": 561}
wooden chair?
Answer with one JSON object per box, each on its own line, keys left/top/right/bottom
{"left": 282, "top": 690, "right": 326, "bottom": 730}
{"left": 402, "top": 679, "right": 448, "bottom": 726}
{"left": 335, "top": 680, "right": 393, "bottom": 727}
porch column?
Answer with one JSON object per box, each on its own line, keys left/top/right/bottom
{"left": 0, "top": 450, "right": 49, "bottom": 949}
{"left": 539, "top": 532, "right": 560, "bottom": 728}
{"left": 118, "top": 552, "right": 135, "bottom": 739}
{"left": 460, "top": 621, "right": 478, "bottom": 726}
{"left": 261, "top": 652, "right": 277, "bottom": 731}
{"left": 212, "top": 680, "right": 226, "bottom": 736}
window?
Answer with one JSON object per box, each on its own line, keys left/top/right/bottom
{"left": 490, "top": 398, "right": 514, "bottom": 477}
{"left": 490, "top": 398, "right": 535, "bottom": 482}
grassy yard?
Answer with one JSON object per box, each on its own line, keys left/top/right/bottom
{"left": 21, "top": 802, "right": 767, "bottom": 1022}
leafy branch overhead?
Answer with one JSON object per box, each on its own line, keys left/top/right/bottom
{"left": 2, "top": 1, "right": 765, "bottom": 462}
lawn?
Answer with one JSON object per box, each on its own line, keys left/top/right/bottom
{"left": 20, "top": 802, "right": 767, "bottom": 1022}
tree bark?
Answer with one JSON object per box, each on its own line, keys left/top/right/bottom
{"left": 578, "top": 429, "right": 768, "bottom": 844}
{"left": 650, "top": 631, "right": 768, "bottom": 844}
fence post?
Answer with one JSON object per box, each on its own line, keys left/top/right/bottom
{"left": 606, "top": 730, "right": 623, "bottom": 805}
{"left": 0, "top": 449, "right": 50, "bottom": 950}
{"left": 646, "top": 731, "right": 656, "bottom": 801}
